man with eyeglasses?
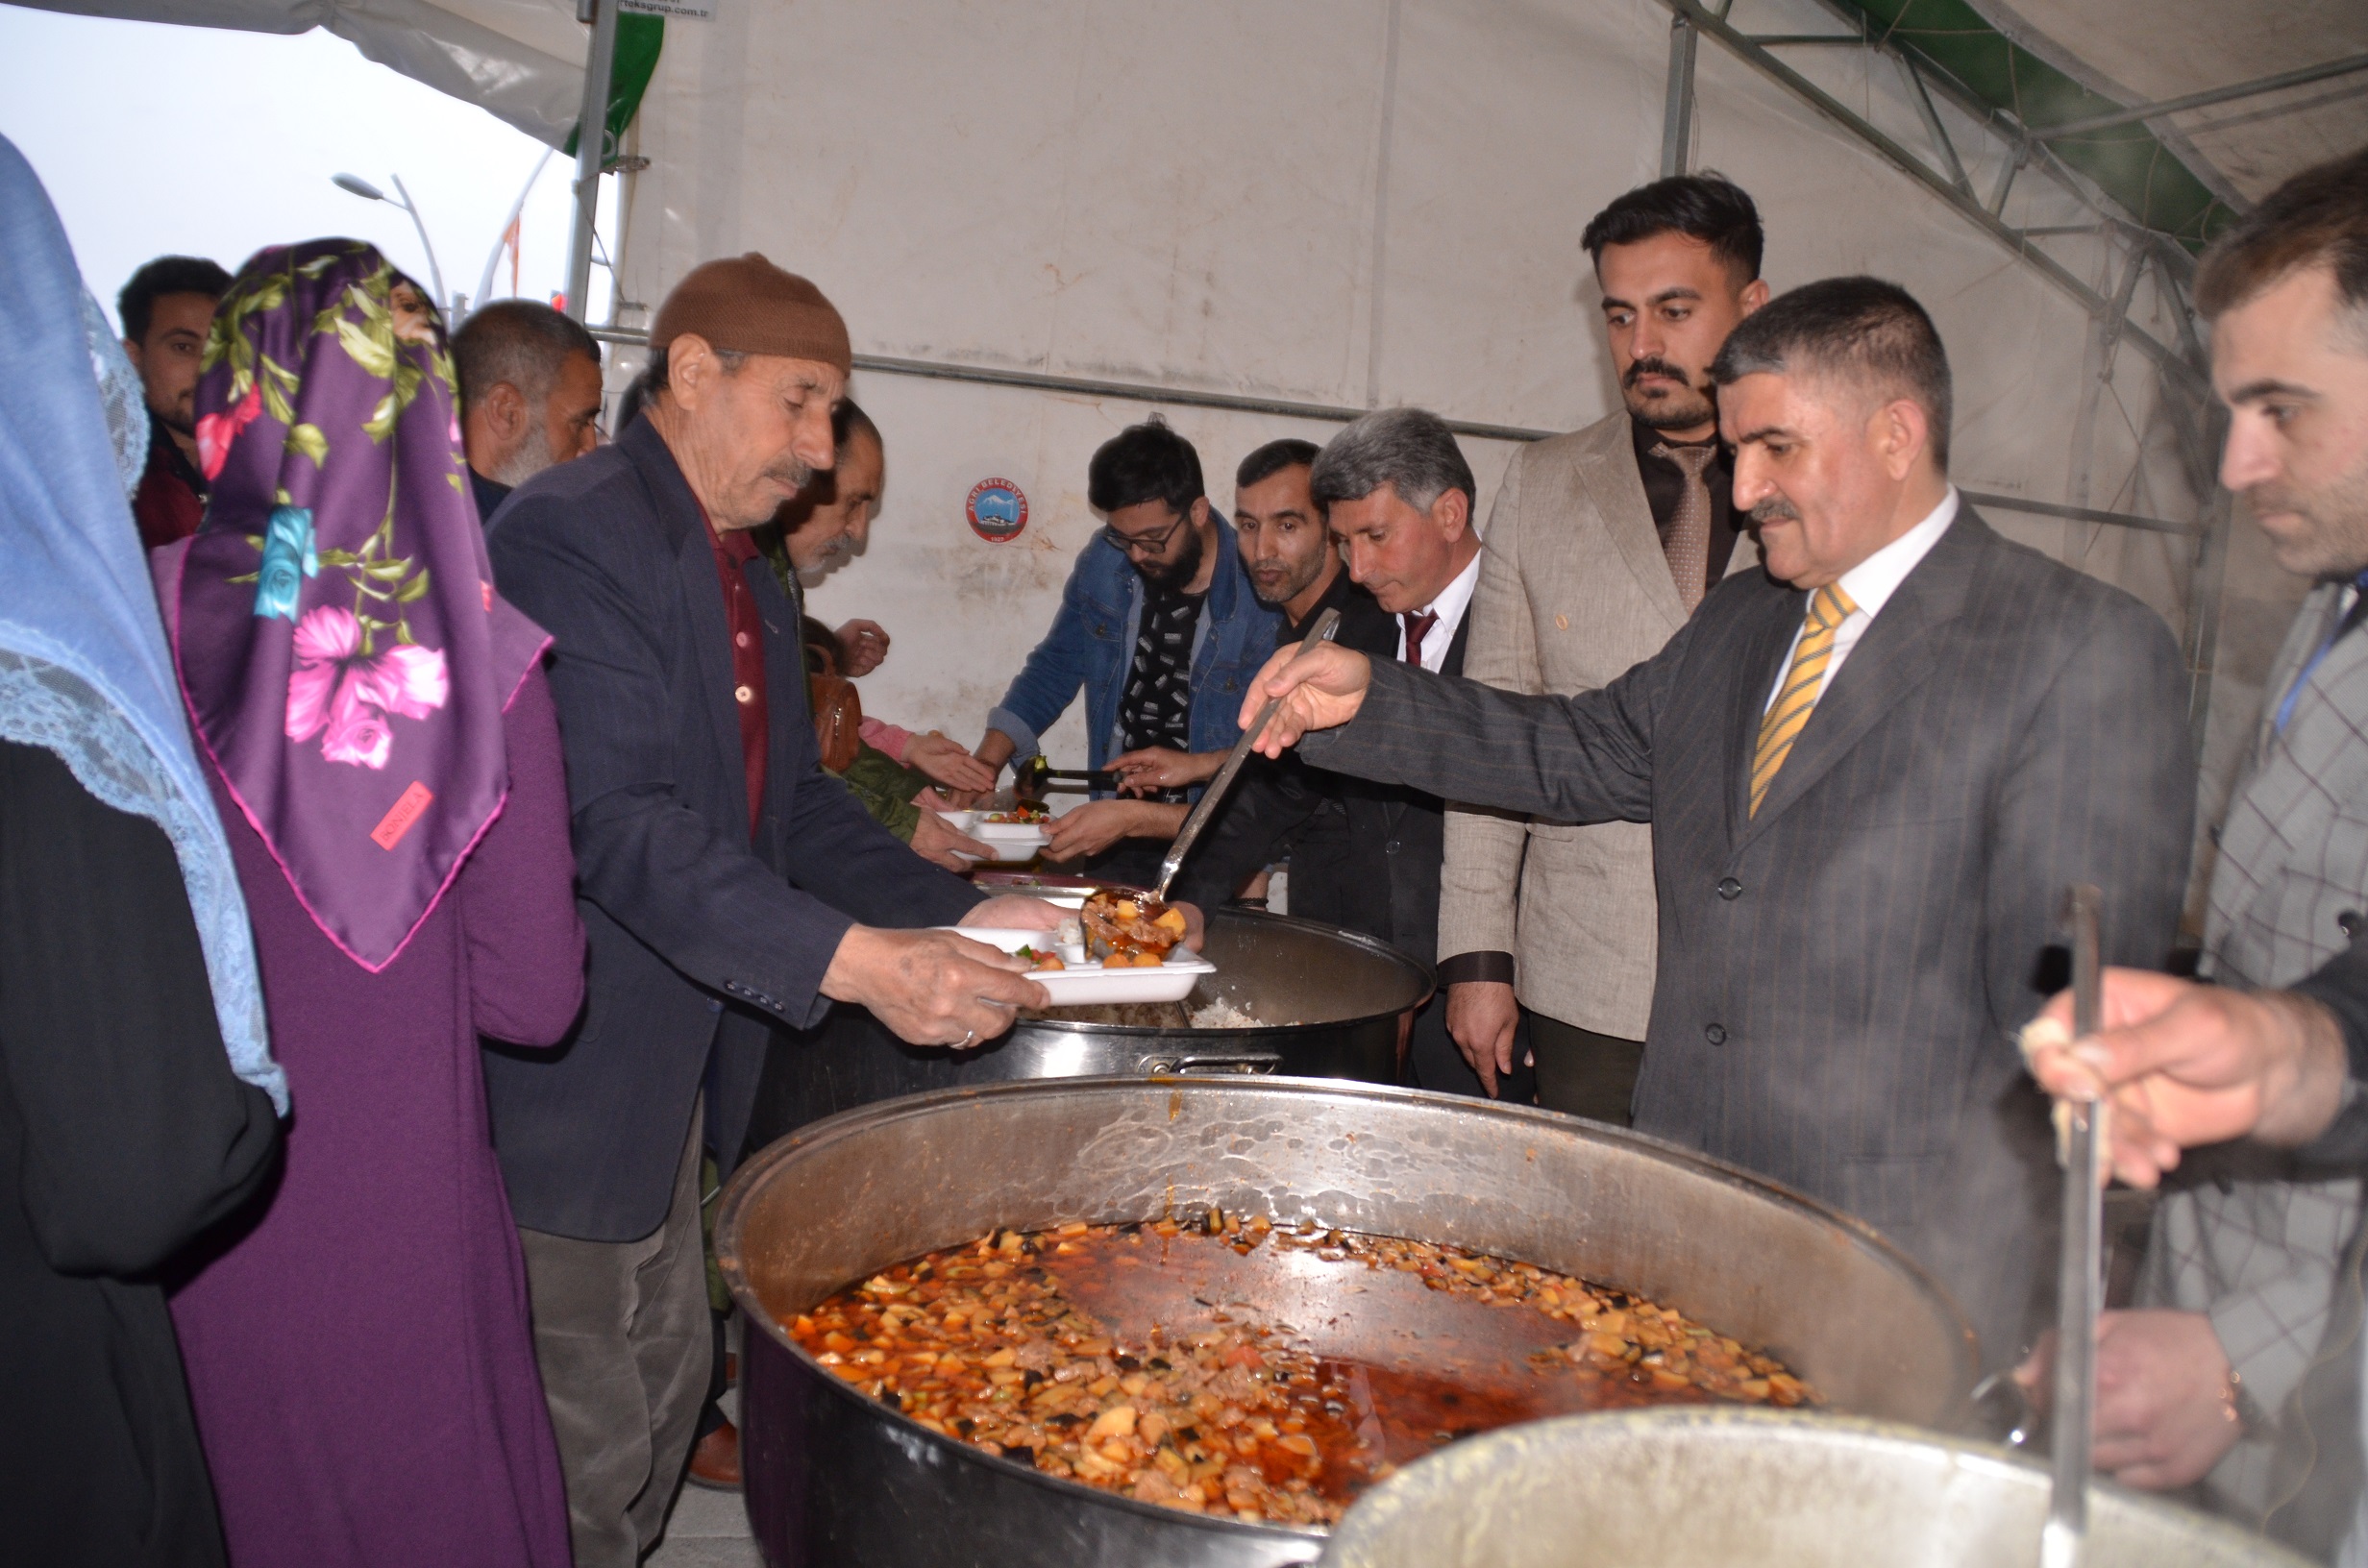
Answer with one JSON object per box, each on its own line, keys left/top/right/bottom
{"left": 974, "top": 416, "right": 1279, "bottom": 884}
{"left": 453, "top": 299, "right": 606, "bottom": 526}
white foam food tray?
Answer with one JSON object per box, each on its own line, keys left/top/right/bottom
{"left": 938, "top": 810, "right": 1056, "bottom": 862}
{"left": 940, "top": 926, "right": 1213, "bottom": 1005}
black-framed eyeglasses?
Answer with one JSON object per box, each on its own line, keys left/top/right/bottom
{"left": 1100, "top": 510, "right": 1190, "bottom": 556}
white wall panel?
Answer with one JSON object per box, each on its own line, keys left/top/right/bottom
{"left": 613, "top": 0, "right": 2232, "bottom": 772}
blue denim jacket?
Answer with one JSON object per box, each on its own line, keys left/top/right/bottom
{"left": 988, "top": 512, "right": 1279, "bottom": 793}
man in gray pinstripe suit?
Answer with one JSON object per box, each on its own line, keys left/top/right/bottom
{"left": 1242, "top": 277, "right": 2196, "bottom": 1368}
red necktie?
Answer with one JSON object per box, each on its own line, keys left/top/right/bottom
{"left": 1402, "top": 610, "right": 1439, "bottom": 667}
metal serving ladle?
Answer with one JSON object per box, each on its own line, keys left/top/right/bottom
{"left": 1150, "top": 606, "right": 1342, "bottom": 906}
{"left": 2041, "top": 883, "right": 2108, "bottom": 1568}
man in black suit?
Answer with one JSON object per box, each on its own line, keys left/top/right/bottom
{"left": 1171, "top": 412, "right": 1533, "bottom": 1098}
{"left": 484, "top": 255, "right": 1060, "bottom": 1567}
{"left": 1241, "top": 278, "right": 2195, "bottom": 1367}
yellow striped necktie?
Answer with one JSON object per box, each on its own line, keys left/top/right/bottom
{"left": 1750, "top": 582, "right": 1858, "bottom": 817}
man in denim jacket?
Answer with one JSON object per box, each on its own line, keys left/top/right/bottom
{"left": 974, "top": 417, "right": 1279, "bottom": 884}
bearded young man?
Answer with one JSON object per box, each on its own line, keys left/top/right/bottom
{"left": 1436, "top": 175, "right": 1768, "bottom": 1112}
{"left": 973, "top": 417, "right": 1278, "bottom": 885}
{"left": 117, "top": 255, "right": 231, "bottom": 549}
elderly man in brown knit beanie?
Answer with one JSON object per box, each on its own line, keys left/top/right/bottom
{"left": 481, "top": 256, "right": 1072, "bottom": 1567}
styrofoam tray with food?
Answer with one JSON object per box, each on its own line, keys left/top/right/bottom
{"left": 942, "top": 804, "right": 1055, "bottom": 862}
{"left": 945, "top": 894, "right": 1211, "bottom": 1004}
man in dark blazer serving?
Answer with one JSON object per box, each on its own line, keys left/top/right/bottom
{"left": 1240, "top": 277, "right": 2196, "bottom": 1367}
{"left": 1171, "top": 411, "right": 1536, "bottom": 1098}
{"left": 484, "top": 256, "right": 1064, "bottom": 1566}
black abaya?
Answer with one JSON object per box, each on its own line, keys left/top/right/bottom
{"left": 0, "top": 738, "right": 279, "bottom": 1567}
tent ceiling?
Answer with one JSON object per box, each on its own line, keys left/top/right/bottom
{"left": 20, "top": 0, "right": 595, "bottom": 147}
{"left": 32, "top": 0, "right": 2364, "bottom": 228}
{"left": 1970, "top": 0, "right": 2368, "bottom": 204}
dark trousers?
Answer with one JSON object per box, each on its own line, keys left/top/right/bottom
{"left": 517, "top": 1101, "right": 710, "bottom": 1568}
{"left": 1406, "top": 992, "right": 1538, "bottom": 1102}
{"left": 1526, "top": 1014, "right": 1646, "bottom": 1125}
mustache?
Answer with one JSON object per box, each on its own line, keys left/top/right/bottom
{"left": 1624, "top": 356, "right": 1690, "bottom": 389}
{"left": 770, "top": 458, "right": 817, "bottom": 493}
{"left": 1750, "top": 498, "right": 1800, "bottom": 525}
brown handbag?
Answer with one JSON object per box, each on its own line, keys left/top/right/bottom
{"left": 808, "top": 672, "right": 863, "bottom": 772}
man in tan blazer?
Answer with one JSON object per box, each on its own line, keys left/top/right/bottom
{"left": 1437, "top": 174, "right": 1767, "bottom": 1115}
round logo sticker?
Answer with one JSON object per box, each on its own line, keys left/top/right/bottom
{"left": 966, "top": 478, "right": 1029, "bottom": 543}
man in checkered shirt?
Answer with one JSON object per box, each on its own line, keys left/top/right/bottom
{"left": 2024, "top": 144, "right": 2368, "bottom": 1562}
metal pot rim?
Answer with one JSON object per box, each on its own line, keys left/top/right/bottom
{"left": 721, "top": 1075, "right": 1970, "bottom": 1315}
{"left": 717, "top": 1076, "right": 1981, "bottom": 1533}
{"left": 1322, "top": 1407, "right": 2314, "bottom": 1565}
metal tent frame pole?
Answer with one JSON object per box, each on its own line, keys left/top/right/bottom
{"left": 588, "top": 324, "right": 2196, "bottom": 539}
{"left": 1646, "top": 0, "right": 2251, "bottom": 747}
{"left": 564, "top": 0, "right": 621, "bottom": 324}
{"left": 1650, "top": 0, "right": 2203, "bottom": 397}
{"left": 2030, "top": 51, "right": 2368, "bottom": 142}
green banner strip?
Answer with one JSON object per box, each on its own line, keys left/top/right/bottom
{"left": 561, "top": 12, "right": 664, "bottom": 170}
{"left": 1838, "top": 0, "right": 2235, "bottom": 249}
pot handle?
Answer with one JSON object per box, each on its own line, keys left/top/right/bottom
{"left": 1968, "top": 1370, "right": 2035, "bottom": 1449}
{"left": 1145, "top": 1055, "right": 1281, "bottom": 1076}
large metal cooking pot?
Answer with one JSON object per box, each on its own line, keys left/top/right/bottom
{"left": 1317, "top": 1408, "right": 2310, "bottom": 1567}
{"left": 736, "top": 910, "right": 1422, "bottom": 1147}
{"left": 716, "top": 1078, "right": 1980, "bottom": 1568}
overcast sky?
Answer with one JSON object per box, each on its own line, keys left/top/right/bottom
{"left": 0, "top": 5, "right": 612, "bottom": 331}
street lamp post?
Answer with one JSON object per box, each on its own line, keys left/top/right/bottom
{"left": 475, "top": 147, "right": 556, "bottom": 313}
{"left": 564, "top": 0, "right": 621, "bottom": 323}
{"left": 331, "top": 172, "right": 450, "bottom": 317}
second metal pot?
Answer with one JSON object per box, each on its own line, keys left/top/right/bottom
{"left": 737, "top": 909, "right": 1424, "bottom": 1147}
{"left": 1318, "top": 1408, "right": 2308, "bottom": 1568}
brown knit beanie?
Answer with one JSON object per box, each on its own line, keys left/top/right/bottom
{"left": 649, "top": 253, "right": 851, "bottom": 376}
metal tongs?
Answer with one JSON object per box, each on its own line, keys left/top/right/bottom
{"left": 1149, "top": 606, "right": 1342, "bottom": 904}
{"left": 1013, "top": 756, "right": 1115, "bottom": 803}
{"left": 2042, "top": 883, "right": 2108, "bottom": 1568}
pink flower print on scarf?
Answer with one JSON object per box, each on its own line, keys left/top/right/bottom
{"left": 284, "top": 604, "right": 449, "bottom": 770}
{"left": 195, "top": 384, "right": 262, "bottom": 481}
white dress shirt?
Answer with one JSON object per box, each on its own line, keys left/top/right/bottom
{"left": 1763, "top": 487, "right": 1959, "bottom": 714}
{"left": 1394, "top": 550, "right": 1483, "bottom": 672}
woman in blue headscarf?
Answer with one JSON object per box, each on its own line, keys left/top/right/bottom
{"left": 0, "top": 136, "right": 284, "bottom": 1565}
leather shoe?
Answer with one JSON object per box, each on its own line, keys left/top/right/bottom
{"left": 688, "top": 1418, "right": 742, "bottom": 1490}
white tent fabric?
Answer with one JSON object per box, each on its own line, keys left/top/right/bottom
{"left": 21, "top": 0, "right": 589, "bottom": 147}
{"left": 34, "top": 0, "right": 2343, "bottom": 842}
{"left": 1975, "top": 0, "right": 2368, "bottom": 206}
{"left": 609, "top": 0, "right": 2239, "bottom": 781}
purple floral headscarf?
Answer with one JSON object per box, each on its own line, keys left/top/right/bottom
{"left": 162, "top": 241, "right": 550, "bottom": 971}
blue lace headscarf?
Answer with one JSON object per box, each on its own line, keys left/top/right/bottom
{"left": 0, "top": 134, "right": 283, "bottom": 1113}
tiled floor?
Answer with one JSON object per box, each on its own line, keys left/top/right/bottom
{"left": 646, "top": 1486, "right": 761, "bottom": 1568}
{"left": 646, "top": 1386, "right": 761, "bottom": 1568}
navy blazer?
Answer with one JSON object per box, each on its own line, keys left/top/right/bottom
{"left": 483, "top": 419, "right": 982, "bottom": 1242}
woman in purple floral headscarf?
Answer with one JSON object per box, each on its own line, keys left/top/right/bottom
{"left": 157, "top": 241, "right": 585, "bottom": 1568}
